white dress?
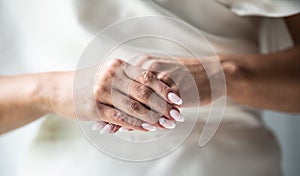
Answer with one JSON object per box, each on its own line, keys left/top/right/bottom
{"left": 0, "top": 0, "right": 297, "bottom": 176}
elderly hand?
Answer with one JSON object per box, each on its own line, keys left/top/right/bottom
{"left": 49, "top": 58, "right": 183, "bottom": 134}
{"left": 92, "top": 55, "right": 226, "bottom": 133}
{"left": 135, "top": 55, "right": 226, "bottom": 107}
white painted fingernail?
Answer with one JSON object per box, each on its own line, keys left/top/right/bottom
{"left": 99, "top": 124, "right": 112, "bottom": 134}
{"left": 118, "top": 127, "right": 129, "bottom": 132}
{"left": 159, "top": 118, "right": 176, "bottom": 129}
{"left": 167, "top": 92, "right": 182, "bottom": 105}
{"left": 170, "top": 109, "right": 185, "bottom": 122}
{"left": 142, "top": 123, "right": 157, "bottom": 131}
{"left": 91, "top": 121, "right": 106, "bottom": 131}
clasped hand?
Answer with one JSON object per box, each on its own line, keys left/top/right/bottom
{"left": 52, "top": 56, "right": 217, "bottom": 134}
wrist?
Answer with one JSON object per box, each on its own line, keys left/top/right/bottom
{"left": 27, "top": 73, "right": 54, "bottom": 115}
{"left": 33, "top": 73, "right": 56, "bottom": 114}
{"left": 34, "top": 71, "right": 74, "bottom": 116}
{"left": 219, "top": 54, "right": 256, "bottom": 99}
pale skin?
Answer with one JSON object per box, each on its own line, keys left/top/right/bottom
{"left": 0, "top": 59, "right": 182, "bottom": 134}
{"left": 0, "top": 15, "right": 299, "bottom": 134}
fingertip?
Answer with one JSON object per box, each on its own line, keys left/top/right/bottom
{"left": 91, "top": 121, "right": 106, "bottom": 131}
{"left": 167, "top": 92, "right": 183, "bottom": 105}
{"left": 118, "top": 127, "right": 129, "bottom": 132}
{"left": 99, "top": 124, "right": 112, "bottom": 134}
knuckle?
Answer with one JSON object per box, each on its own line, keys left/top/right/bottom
{"left": 127, "top": 118, "right": 137, "bottom": 128}
{"left": 110, "top": 58, "right": 124, "bottom": 67}
{"left": 96, "top": 70, "right": 114, "bottom": 84}
{"left": 156, "top": 82, "right": 169, "bottom": 94}
{"left": 141, "top": 71, "right": 155, "bottom": 83}
{"left": 158, "top": 73, "right": 170, "bottom": 82}
{"left": 137, "top": 85, "right": 152, "bottom": 100}
{"left": 94, "top": 85, "right": 109, "bottom": 99}
{"left": 119, "top": 114, "right": 138, "bottom": 128}
{"left": 127, "top": 99, "right": 140, "bottom": 112}
{"left": 106, "top": 69, "right": 116, "bottom": 78}
{"left": 97, "top": 84, "right": 108, "bottom": 94}
{"left": 112, "top": 110, "right": 124, "bottom": 122}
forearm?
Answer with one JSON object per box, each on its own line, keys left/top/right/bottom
{"left": 223, "top": 45, "right": 300, "bottom": 112}
{"left": 0, "top": 72, "right": 70, "bottom": 134}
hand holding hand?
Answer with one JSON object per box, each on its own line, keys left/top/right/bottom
{"left": 49, "top": 58, "right": 183, "bottom": 133}
{"left": 135, "top": 55, "right": 225, "bottom": 107}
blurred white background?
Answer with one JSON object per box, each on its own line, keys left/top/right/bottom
{"left": 0, "top": 0, "right": 300, "bottom": 176}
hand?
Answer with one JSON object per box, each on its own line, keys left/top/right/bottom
{"left": 48, "top": 59, "right": 183, "bottom": 133}
{"left": 135, "top": 55, "right": 226, "bottom": 107}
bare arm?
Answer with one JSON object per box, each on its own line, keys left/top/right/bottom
{"left": 224, "top": 14, "right": 300, "bottom": 112}
{"left": 136, "top": 14, "right": 300, "bottom": 112}
{"left": 0, "top": 59, "right": 182, "bottom": 134}
{"left": 0, "top": 73, "right": 53, "bottom": 134}
{"left": 0, "top": 72, "right": 77, "bottom": 134}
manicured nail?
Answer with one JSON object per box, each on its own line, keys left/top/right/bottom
{"left": 142, "top": 123, "right": 157, "bottom": 131}
{"left": 170, "top": 109, "right": 185, "bottom": 122}
{"left": 99, "top": 124, "right": 112, "bottom": 134}
{"left": 91, "top": 121, "right": 106, "bottom": 131}
{"left": 118, "top": 127, "right": 129, "bottom": 132}
{"left": 167, "top": 92, "right": 182, "bottom": 105}
{"left": 159, "top": 118, "right": 176, "bottom": 129}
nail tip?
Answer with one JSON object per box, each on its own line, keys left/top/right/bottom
{"left": 168, "top": 92, "right": 183, "bottom": 105}
{"left": 177, "top": 99, "right": 183, "bottom": 105}
{"left": 99, "top": 125, "right": 111, "bottom": 134}
{"left": 142, "top": 123, "right": 157, "bottom": 131}
{"left": 118, "top": 127, "right": 129, "bottom": 132}
{"left": 159, "top": 118, "right": 176, "bottom": 129}
{"left": 148, "top": 128, "right": 157, "bottom": 132}
{"left": 165, "top": 124, "right": 176, "bottom": 129}
{"left": 170, "top": 109, "right": 184, "bottom": 122}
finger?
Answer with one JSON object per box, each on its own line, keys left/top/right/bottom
{"left": 91, "top": 121, "right": 107, "bottom": 131}
{"left": 99, "top": 124, "right": 114, "bottom": 134}
{"left": 118, "top": 127, "right": 129, "bottom": 132}
{"left": 91, "top": 120, "right": 121, "bottom": 134}
{"left": 114, "top": 71, "right": 170, "bottom": 113}
{"left": 97, "top": 102, "right": 157, "bottom": 131}
{"left": 123, "top": 64, "right": 182, "bottom": 105}
{"left": 158, "top": 117, "right": 177, "bottom": 130}
{"left": 109, "top": 90, "right": 162, "bottom": 124}
{"left": 110, "top": 125, "right": 121, "bottom": 133}
{"left": 120, "top": 78, "right": 184, "bottom": 122}
{"left": 155, "top": 71, "right": 176, "bottom": 88}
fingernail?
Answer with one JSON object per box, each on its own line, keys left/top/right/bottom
{"left": 170, "top": 109, "right": 185, "bottom": 122}
{"left": 142, "top": 123, "right": 157, "bottom": 131}
{"left": 91, "top": 121, "right": 106, "bottom": 131}
{"left": 118, "top": 127, "right": 129, "bottom": 132}
{"left": 159, "top": 118, "right": 176, "bottom": 129}
{"left": 167, "top": 92, "right": 182, "bottom": 105}
{"left": 99, "top": 124, "right": 112, "bottom": 134}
